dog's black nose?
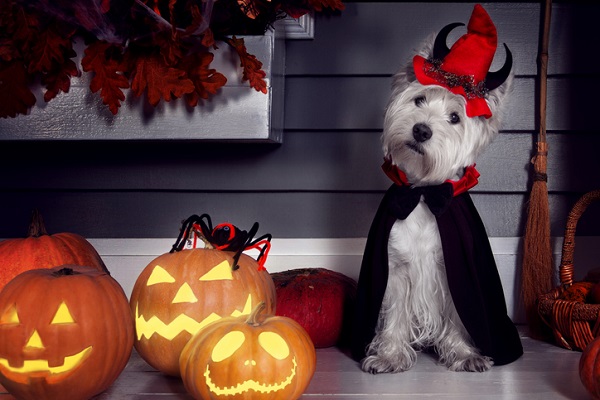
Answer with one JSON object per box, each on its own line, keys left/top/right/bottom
{"left": 412, "top": 123, "right": 432, "bottom": 142}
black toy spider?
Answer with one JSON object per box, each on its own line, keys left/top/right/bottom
{"left": 170, "top": 213, "right": 271, "bottom": 270}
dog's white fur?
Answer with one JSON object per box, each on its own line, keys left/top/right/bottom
{"left": 361, "top": 34, "right": 512, "bottom": 374}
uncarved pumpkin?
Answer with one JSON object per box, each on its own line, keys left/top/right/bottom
{"left": 0, "top": 210, "right": 107, "bottom": 290}
{"left": 0, "top": 265, "right": 134, "bottom": 400}
{"left": 180, "top": 302, "right": 316, "bottom": 400}
{"left": 130, "top": 248, "right": 276, "bottom": 376}
{"left": 271, "top": 268, "right": 357, "bottom": 348}
{"left": 580, "top": 336, "right": 600, "bottom": 399}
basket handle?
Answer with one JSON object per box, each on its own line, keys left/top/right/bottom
{"left": 559, "top": 189, "right": 600, "bottom": 286}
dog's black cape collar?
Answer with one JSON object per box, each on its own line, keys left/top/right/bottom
{"left": 350, "top": 184, "right": 523, "bottom": 366}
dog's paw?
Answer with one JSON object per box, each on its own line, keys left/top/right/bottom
{"left": 360, "top": 352, "right": 416, "bottom": 374}
{"left": 447, "top": 354, "right": 493, "bottom": 372}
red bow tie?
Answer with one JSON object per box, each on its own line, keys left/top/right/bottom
{"left": 381, "top": 158, "right": 480, "bottom": 196}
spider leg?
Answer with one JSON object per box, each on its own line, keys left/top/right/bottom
{"left": 170, "top": 213, "right": 213, "bottom": 253}
{"left": 248, "top": 233, "right": 272, "bottom": 265}
{"left": 232, "top": 222, "right": 260, "bottom": 270}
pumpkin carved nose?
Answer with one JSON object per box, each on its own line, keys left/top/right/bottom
{"left": 25, "top": 330, "right": 45, "bottom": 350}
{"left": 172, "top": 283, "right": 198, "bottom": 304}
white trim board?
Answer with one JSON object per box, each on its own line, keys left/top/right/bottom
{"left": 0, "top": 236, "right": 564, "bottom": 325}
{"left": 86, "top": 236, "right": 600, "bottom": 324}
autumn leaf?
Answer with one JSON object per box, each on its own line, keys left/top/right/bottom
{"left": 280, "top": 5, "right": 311, "bottom": 19}
{"left": 154, "top": 30, "right": 184, "bottom": 66}
{"left": 0, "top": 37, "right": 19, "bottom": 62}
{"left": 27, "top": 24, "right": 76, "bottom": 74}
{"left": 1, "top": 2, "right": 38, "bottom": 61}
{"left": 308, "top": 0, "right": 345, "bottom": 12}
{"left": 130, "top": 53, "right": 195, "bottom": 106}
{"left": 42, "top": 58, "right": 80, "bottom": 102}
{"left": 201, "top": 28, "right": 215, "bottom": 49}
{"left": 81, "top": 41, "right": 130, "bottom": 115}
{"left": 0, "top": 62, "right": 36, "bottom": 118}
{"left": 180, "top": 52, "right": 227, "bottom": 106}
{"left": 226, "top": 36, "right": 267, "bottom": 94}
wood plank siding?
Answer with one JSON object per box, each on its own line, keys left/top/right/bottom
{"left": 0, "top": 3, "right": 599, "bottom": 320}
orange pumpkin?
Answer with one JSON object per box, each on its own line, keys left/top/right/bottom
{"left": 580, "top": 336, "right": 600, "bottom": 399}
{"left": 0, "top": 265, "right": 134, "bottom": 400}
{"left": 0, "top": 210, "right": 107, "bottom": 290}
{"left": 130, "top": 248, "right": 276, "bottom": 376}
{"left": 180, "top": 302, "right": 316, "bottom": 400}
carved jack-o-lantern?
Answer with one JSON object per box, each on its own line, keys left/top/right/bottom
{"left": 180, "top": 302, "right": 316, "bottom": 400}
{"left": 0, "top": 265, "right": 134, "bottom": 400}
{"left": 130, "top": 248, "right": 276, "bottom": 376}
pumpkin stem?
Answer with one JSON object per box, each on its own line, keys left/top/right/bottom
{"left": 27, "top": 209, "right": 48, "bottom": 238}
{"left": 245, "top": 301, "right": 267, "bottom": 326}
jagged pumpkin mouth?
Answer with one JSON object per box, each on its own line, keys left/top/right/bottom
{"left": 135, "top": 294, "right": 254, "bottom": 340}
{"left": 0, "top": 346, "right": 92, "bottom": 384}
{"left": 203, "top": 357, "right": 297, "bottom": 395}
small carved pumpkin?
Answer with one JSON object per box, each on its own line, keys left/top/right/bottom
{"left": 0, "top": 210, "right": 107, "bottom": 290}
{"left": 180, "top": 302, "right": 316, "bottom": 400}
{"left": 0, "top": 265, "right": 134, "bottom": 400}
{"left": 130, "top": 248, "right": 276, "bottom": 376}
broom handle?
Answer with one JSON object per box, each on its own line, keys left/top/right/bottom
{"left": 538, "top": 0, "right": 551, "bottom": 143}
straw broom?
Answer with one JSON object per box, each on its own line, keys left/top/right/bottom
{"left": 521, "top": 0, "right": 554, "bottom": 339}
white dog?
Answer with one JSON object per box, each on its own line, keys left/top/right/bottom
{"left": 351, "top": 4, "right": 523, "bottom": 373}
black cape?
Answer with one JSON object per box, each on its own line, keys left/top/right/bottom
{"left": 350, "top": 184, "right": 523, "bottom": 366}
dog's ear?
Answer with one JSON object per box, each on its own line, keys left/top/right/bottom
{"left": 390, "top": 33, "right": 436, "bottom": 95}
{"left": 486, "top": 70, "right": 513, "bottom": 118}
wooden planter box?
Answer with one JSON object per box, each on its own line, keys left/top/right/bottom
{"left": 0, "top": 31, "right": 285, "bottom": 143}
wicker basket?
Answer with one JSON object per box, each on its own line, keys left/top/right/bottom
{"left": 537, "top": 189, "right": 600, "bottom": 351}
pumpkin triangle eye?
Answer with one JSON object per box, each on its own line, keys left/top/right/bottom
{"left": 51, "top": 302, "right": 75, "bottom": 324}
{"left": 0, "top": 304, "right": 19, "bottom": 325}
{"left": 259, "top": 332, "right": 290, "bottom": 360}
{"left": 147, "top": 265, "right": 176, "bottom": 286}
{"left": 199, "top": 260, "right": 233, "bottom": 281}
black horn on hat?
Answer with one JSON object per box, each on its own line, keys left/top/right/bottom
{"left": 432, "top": 22, "right": 464, "bottom": 61}
{"left": 432, "top": 22, "right": 513, "bottom": 91}
{"left": 485, "top": 43, "right": 512, "bottom": 90}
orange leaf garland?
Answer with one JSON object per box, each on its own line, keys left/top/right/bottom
{"left": 0, "top": 0, "right": 345, "bottom": 117}
{"left": 227, "top": 36, "right": 267, "bottom": 94}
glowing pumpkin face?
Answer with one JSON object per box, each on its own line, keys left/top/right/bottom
{"left": 0, "top": 265, "right": 134, "bottom": 400}
{"left": 180, "top": 302, "right": 316, "bottom": 400}
{"left": 130, "top": 248, "right": 276, "bottom": 377}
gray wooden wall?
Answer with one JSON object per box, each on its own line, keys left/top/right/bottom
{"left": 1, "top": 1, "right": 599, "bottom": 241}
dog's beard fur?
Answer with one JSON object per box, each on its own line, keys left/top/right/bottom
{"left": 361, "top": 34, "right": 511, "bottom": 374}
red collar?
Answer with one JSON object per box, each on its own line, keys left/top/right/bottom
{"left": 382, "top": 158, "right": 479, "bottom": 196}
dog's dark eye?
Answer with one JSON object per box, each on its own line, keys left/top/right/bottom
{"left": 414, "top": 96, "right": 426, "bottom": 107}
{"left": 449, "top": 112, "right": 460, "bottom": 124}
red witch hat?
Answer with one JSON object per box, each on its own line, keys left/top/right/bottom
{"left": 412, "top": 4, "right": 512, "bottom": 119}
